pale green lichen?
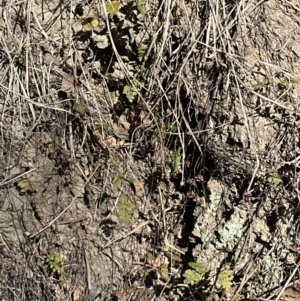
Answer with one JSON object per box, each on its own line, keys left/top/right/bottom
{"left": 215, "top": 209, "right": 247, "bottom": 250}
{"left": 192, "top": 179, "right": 223, "bottom": 244}
{"left": 191, "top": 179, "right": 248, "bottom": 284}
{"left": 190, "top": 177, "right": 295, "bottom": 294}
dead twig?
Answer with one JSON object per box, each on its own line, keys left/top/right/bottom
{"left": 30, "top": 196, "right": 77, "bottom": 238}
{"left": 99, "top": 220, "right": 149, "bottom": 250}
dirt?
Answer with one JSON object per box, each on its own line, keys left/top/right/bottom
{"left": 2, "top": 0, "right": 300, "bottom": 300}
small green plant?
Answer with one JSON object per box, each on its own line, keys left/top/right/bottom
{"left": 162, "top": 245, "right": 183, "bottom": 263}
{"left": 277, "top": 76, "right": 298, "bottom": 102}
{"left": 73, "top": 101, "right": 86, "bottom": 114}
{"left": 172, "top": 147, "right": 182, "bottom": 173}
{"left": 183, "top": 269, "right": 202, "bottom": 285}
{"left": 138, "top": 44, "right": 148, "bottom": 62}
{"left": 113, "top": 174, "right": 129, "bottom": 192}
{"left": 136, "top": 0, "right": 147, "bottom": 15}
{"left": 47, "top": 252, "right": 65, "bottom": 276}
{"left": 183, "top": 262, "right": 206, "bottom": 285}
{"left": 111, "top": 158, "right": 118, "bottom": 167}
{"left": 135, "top": 64, "right": 150, "bottom": 76}
{"left": 218, "top": 266, "right": 234, "bottom": 291}
{"left": 117, "top": 194, "right": 136, "bottom": 222}
{"left": 105, "top": 1, "right": 120, "bottom": 14}
{"left": 154, "top": 22, "right": 161, "bottom": 30}
{"left": 16, "top": 178, "right": 35, "bottom": 193}
{"left": 189, "top": 262, "right": 206, "bottom": 274}
{"left": 152, "top": 105, "right": 163, "bottom": 118}
{"left": 267, "top": 174, "right": 282, "bottom": 185}
{"left": 93, "top": 160, "right": 102, "bottom": 168}
{"left": 123, "top": 79, "right": 144, "bottom": 102}
{"left": 253, "top": 77, "right": 270, "bottom": 92}
{"left": 154, "top": 123, "right": 176, "bottom": 141}
{"left": 82, "top": 16, "right": 99, "bottom": 31}
{"left": 160, "top": 264, "right": 169, "bottom": 281}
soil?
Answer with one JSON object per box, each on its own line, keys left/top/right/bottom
{"left": 1, "top": 0, "right": 300, "bottom": 300}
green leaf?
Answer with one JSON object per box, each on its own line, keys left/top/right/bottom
{"left": 113, "top": 174, "right": 126, "bottom": 192}
{"left": 82, "top": 16, "right": 99, "bottom": 31}
{"left": 123, "top": 79, "right": 144, "bottom": 102}
{"left": 160, "top": 264, "right": 169, "bottom": 281}
{"left": 183, "top": 269, "right": 202, "bottom": 285}
{"left": 73, "top": 102, "right": 86, "bottom": 114}
{"left": 17, "top": 179, "right": 30, "bottom": 189}
{"left": 136, "top": 0, "right": 147, "bottom": 15}
{"left": 282, "top": 93, "right": 290, "bottom": 102}
{"left": 172, "top": 147, "right": 182, "bottom": 173}
{"left": 47, "top": 252, "right": 64, "bottom": 276}
{"left": 117, "top": 201, "right": 136, "bottom": 222}
{"left": 188, "top": 262, "right": 205, "bottom": 275}
{"left": 267, "top": 175, "right": 282, "bottom": 185}
{"left": 134, "top": 64, "right": 150, "bottom": 75}
{"left": 123, "top": 85, "right": 136, "bottom": 102}
{"left": 155, "top": 122, "right": 176, "bottom": 140}
{"left": 16, "top": 178, "right": 35, "bottom": 193}
{"left": 218, "top": 268, "right": 234, "bottom": 291}
{"left": 138, "top": 45, "right": 148, "bottom": 62}
{"left": 105, "top": 1, "right": 120, "bottom": 14}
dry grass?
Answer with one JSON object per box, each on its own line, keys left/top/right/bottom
{"left": 1, "top": 0, "right": 300, "bottom": 300}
